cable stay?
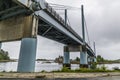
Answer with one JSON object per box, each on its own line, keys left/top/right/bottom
{"left": 48, "top": 3, "right": 91, "bottom": 47}
{"left": 84, "top": 16, "right": 91, "bottom": 47}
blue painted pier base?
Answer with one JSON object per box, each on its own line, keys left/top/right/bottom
{"left": 63, "top": 46, "right": 71, "bottom": 69}
{"left": 80, "top": 51, "right": 88, "bottom": 68}
{"left": 17, "top": 38, "right": 37, "bottom": 72}
{"left": 0, "top": 42, "right": 2, "bottom": 49}
{"left": 88, "top": 57, "right": 96, "bottom": 68}
{"left": 88, "top": 57, "right": 92, "bottom": 68}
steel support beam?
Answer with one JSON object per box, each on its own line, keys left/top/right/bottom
{"left": 42, "top": 26, "right": 52, "bottom": 36}
{"left": 63, "top": 46, "right": 70, "bottom": 69}
{"left": 17, "top": 38, "right": 37, "bottom": 72}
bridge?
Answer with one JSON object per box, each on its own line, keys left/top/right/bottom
{"left": 0, "top": 0, "right": 96, "bottom": 72}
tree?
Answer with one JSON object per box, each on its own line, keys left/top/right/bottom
{"left": 55, "top": 55, "right": 63, "bottom": 63}
{"left": 0, "top": 49, "right": 10, "bottom": 60}
{"left": 75, "top": 57, "right": 80, "bottom": 61}
{"left": 96, "top": 55, "right": 104, "bottom": 62}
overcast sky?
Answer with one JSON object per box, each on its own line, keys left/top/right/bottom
{"left": 1, "top": 0, "right": 120, "bottom": 60}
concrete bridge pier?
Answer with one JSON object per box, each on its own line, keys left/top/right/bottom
{"left": 94, "top": 57, "right": 96, "bottom": 63}
{"left": 0, "top": 42, "right": 2, "bottom": 49}
{"left": 88, "top": 56, "right": 96, "bottom": 68}
{"left": 63, "top": 46, "right": 71, "bottom": 69}
{"left": 88, "top": 56, "right": 93, "bottom": 68}
{"left": 91, "top": 57, "right": 96, "bottom": 64}
{"left": 80, "top": 51, "right": 88, "bottom": 68}
{"left": 88, "top": 56, "right": 91, "bottom": 68}
{"left": 17, "top": 38, "right": 37, "bottom": 72}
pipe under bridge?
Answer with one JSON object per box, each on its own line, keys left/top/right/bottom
{"left": 0, "top": 0, "right": 96, "bottom": 72}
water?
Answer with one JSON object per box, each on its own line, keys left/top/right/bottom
{"left": 0, "top": 62, "right": 119, "bottom": 80}
{"left": 98, "top": 64, "right": 120, "bottom": 70}
{"left": 0, "top": 61, "right": 120, "bottom": 72}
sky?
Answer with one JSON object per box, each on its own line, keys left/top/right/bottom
{"left": 1, "top": 0, "right": 120, "bottom": 60}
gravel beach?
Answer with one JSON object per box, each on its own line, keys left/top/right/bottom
{"left": 0, "top": 76, "right": 120, "bottom": 80}
{"left": 0, "top": 72, "right": 119, "bottom": 79}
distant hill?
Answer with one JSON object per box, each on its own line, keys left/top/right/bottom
{"left": 115, "top": 59, "right": 120, "bottom": 62}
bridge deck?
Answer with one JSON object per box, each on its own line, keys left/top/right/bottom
{"left": 38, "top": 18, "right": 80, "bottom": 45}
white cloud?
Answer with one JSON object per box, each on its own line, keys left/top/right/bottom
{"left": 1, "top": 0, "right": 120, "bottom": 60}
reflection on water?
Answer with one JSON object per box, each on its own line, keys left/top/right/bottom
{"left": 0, "top": 62, "right": 17, "bottom": 72}
{"left": 35, "top": 61, "right": 80, "bottom": 72}
{"left": 35, "top": 61, "right": 62, "bottom": 72}
{"left": 98, "top": 64, "right": 120, "bottom": 70}
{"left": 0, "top": 61, "right": 120, "bottom": 72}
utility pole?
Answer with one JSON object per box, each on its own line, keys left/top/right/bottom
{"left": 65, "top": 9, "right": 67, "bottom": 26}
{"left": 81, "top": 5, "right": 85, "bottom": 43}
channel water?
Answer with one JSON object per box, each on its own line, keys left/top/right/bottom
{"left": 0, "top": 61, "right": 119, "bottom": 72}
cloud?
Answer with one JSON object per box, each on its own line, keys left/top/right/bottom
{"left": 1, "top": 0, "right": 120, "bottom": 60}
{"left": 86, "top": 0, "right": 120, "bottom": 45}
{"left": 83, "top": 0, "right": 120, "bottom": 59}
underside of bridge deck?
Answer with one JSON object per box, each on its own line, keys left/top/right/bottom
{"left": 0, "top": 0, "right": 32, "bottom": 21}
{"left": 38, "top": 19, "right": 80, "bottom": 45}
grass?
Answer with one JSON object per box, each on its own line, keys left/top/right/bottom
{"left": 52, "top": 66, "right": 120, "bottom": 73}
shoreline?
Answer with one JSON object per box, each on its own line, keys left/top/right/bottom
{"left": 0, "top": 60, "right": 120, "bottom": 64}
{"left": 0, "top": 72, "right": 119, "bottom": 79}
{"left": 0, "top": 60, "right": 17, "bottom": 63}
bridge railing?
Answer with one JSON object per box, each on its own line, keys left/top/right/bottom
{"left": 45, "top": 3, "right": 65, "bottom": 26}
{"left": 44, "top": 2, "right": 83, "bottom": 43}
